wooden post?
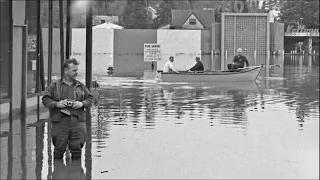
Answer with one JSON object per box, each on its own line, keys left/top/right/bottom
{"left": 66, "top": 0, "right": 72, "bottom": 59}
{"left": 36, "top": 0, "right": 41, "bottom": 92}
{"left": 59, "top": 0, "right": 64, "bottom": 77}
{"left": 20, "top": 21, "right": 28, "bottom": 115}
{"left": 48, "top": 0, "right": 53, "bottom": 86}
{"left": 86, "top": 1, "right": 93, "bottom": 89}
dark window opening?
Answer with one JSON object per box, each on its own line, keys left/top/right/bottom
{"left": 189, "top": 18, "right": 196, "bottom": 25}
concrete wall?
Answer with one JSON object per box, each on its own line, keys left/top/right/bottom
{"left": 201, "top": 30, "right": 212, "bottom": 71}
{"left": 157, "top": 29, "right": 201, "bottom": 71}
{"left": 72, "top": 28, "right": 114, "bottom": 75}
{"left": 12, "top": 27, "right": 23, "bottom": 109}
{"left": 42, "top": 28, "right": 114, "bottom": 76}
{"left": 0, "top": 1, "right": 11, "bottom": 100}
{"left": 114, "top": 29, "right": 157, "bottom": 76}
{"left": 270, "top": 23, "right": 284, "bottom": 53}
{"left": 12, "top": 1, "right": 25, "bottom": 25}
{"left": 41, "top": 28, "right": 66, "bottom": 76}
{"left": 212, "top": 23, "right": 221, "bottom": 52}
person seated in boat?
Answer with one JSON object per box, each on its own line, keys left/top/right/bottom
{"left": 227, "top": 48, "right": 249, "bottom": 70}
{"left": 188, "top": 57, "right": 204, "bottom": 72}
{"left": 163, "top": 56, "right": 179, "bottom": 73}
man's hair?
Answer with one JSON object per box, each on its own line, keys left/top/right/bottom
{"left": 196, "top": 57, "right": 200, "bottom": 60}
{"left": 63, "top": 58, "right": 79, "bottom": 70}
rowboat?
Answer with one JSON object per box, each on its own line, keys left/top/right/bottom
{"left": 157, "top": 65, "right": 263, "bottom": 82}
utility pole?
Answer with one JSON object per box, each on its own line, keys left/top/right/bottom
{"left": 86, "top": 1, "right": 93, "bottom": 89}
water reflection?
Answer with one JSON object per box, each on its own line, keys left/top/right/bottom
{"left": 52, "top": 160, "right": 85, "bottom": 180}
{"left": 0, "top": 55, "right": 319, "bottom": 179}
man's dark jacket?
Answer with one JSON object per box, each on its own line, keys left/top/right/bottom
{"left": 233, "top": 55, "right": 249, "bottom": 68}
{"left": 42, "top": 79, "right": 93, "bottom": 122}
{"left": 190, "top": 61, "right": 204, "bottom": 71}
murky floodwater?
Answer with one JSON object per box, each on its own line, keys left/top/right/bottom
{"left": 1, "top": 55, "right": 319, "bottom": 179}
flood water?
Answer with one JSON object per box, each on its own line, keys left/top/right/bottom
{"left": 1, "top": 55, "right": 319, "bottom": 179}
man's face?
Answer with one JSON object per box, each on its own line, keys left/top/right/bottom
{"left": 237, "top": 51, "right": 242, "bottom": 55}
{"left": 170, "top": 57, "right": 174, "bottom": 62}
{"left": 65, "top": 63, "right": 79, "bottom": 80}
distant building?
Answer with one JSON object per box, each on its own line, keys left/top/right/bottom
{"left": 93, "top": 22, "right": 123, "bottom": 29}
{"left": 73, "top": 15, "right": 119, "bottom": 28}
{"left": 170, "top": 9, "right": 215, "bottom": 30}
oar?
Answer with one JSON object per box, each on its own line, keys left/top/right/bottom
{"left": 266, "top": 64, "right": 281, "bottom": 68}
{"left": 184, "top": 65, "right": 189, "bottom": 72}
{"left": 247, "top": 64, "right": 281, "bottom": 68}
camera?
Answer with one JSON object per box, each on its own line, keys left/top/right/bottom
{"left": 65, "top": 100, "right": 75, "bottom": 107}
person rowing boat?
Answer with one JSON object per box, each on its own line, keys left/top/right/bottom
{"left": 188, "top": 57, "right": 204, "bottom": 72}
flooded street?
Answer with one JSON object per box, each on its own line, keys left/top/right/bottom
{"left": 1, "top": 55, "right": 319, "bottom": 179}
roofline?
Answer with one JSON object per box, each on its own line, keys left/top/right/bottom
{"left": 181, "top": 12, "right": 206, "bottom": 28}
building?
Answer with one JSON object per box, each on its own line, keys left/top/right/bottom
{"left": 171, "top": 9, "right": 215, "bottom": 29}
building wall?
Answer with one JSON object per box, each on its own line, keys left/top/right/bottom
{"left": 42, "top": 28, "right": 114, "bottom": 76}
{"left": 201, "top": 30, "right": 212, "bottom": 71}
{"left": 71, "top": 28, "right": 114, "bottom": 75}
{"left": 212, "top": 23, "right": 221, "bottom": 52}
{"left": 157, "top": 29, "right": 201, "bottom": 71}
{"left": 12, "top": 27, "right": 23, "bottom": 109}
{"left": 222, "top": 13, "right": 270, "bottom": 70}
{"left": 113, "top": 29, "right": 157, "bottom": 76}
{"left": 41, "top": 28, "right": 66, "bottom": 76}
{"left": 270, "top": 22, "right": 284, "bottom": 53}
{"left": 12, "top": 1, "right": 25, "bottom": 25}
{"left": 0, "top": 0, "right": 11, "bottom": 100}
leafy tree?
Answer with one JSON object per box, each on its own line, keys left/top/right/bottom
{"left": 120, "top": 0, "right": 151, "bottom": 29}
{"left": 92, "top": 0, "right": 115, "bottom": 16}
{"left": 279, "top": 0, "right": 319, "bottom": 28}
{"left": 152, "top": 0, "right": 178, "bottom": 28}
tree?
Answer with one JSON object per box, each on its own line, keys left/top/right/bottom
{"left": 279, "top": 0, "right": 319, "bottom": 28}
{"left": 92, "top": 0, "right": 115, "bottom": 16}
{"left": 120, "top": 0, "right": 151, "bottom": 29}
{"left": 152, "top": 0, "right": 178, "bottom": 28}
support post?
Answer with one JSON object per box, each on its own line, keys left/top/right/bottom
{"left": 308, "top": 37, "right": 312, "bottom": 55}
{"left": 59, "top": 0, "right": 64, "bottom": 77}
{"left": 36, "top": 0, "right": 41, "bottom": 92}
{"left": 48, "top": 0, "right": 53, "bottom": 86}
{"left": 66, "top": 0, "right": 72, "bottom": 59}
{"left": 21, "top": 22, "right": 28, "bottom": 115}
{"left": 86, "top": 1, "right": 93, "bottom": 89}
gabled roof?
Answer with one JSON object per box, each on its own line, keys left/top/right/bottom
{"left": 93, "top": 22, "right": 123, "bottom": 29}
{"left": 171, "top": 9, "right": 214, "bottom": 28}
{"left": 181, "top": 12, "right": 205, "bottom": 28}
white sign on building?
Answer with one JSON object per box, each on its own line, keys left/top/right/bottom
{"left": 144, "top": 44, "right": 162, "bottom": 61}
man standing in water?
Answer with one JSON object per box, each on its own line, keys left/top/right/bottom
{"left": 42, "top": 58, "right": 92, "bottom": 159}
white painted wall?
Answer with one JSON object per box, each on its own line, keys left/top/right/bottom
{"left": 157, "top": 30, "right": 201, "bottom": 71}
{"left": 71, "top": 28, "right": 114, "bottom": 75}
{"left": 42, "top": 28, "right": 113, "bottom": 76}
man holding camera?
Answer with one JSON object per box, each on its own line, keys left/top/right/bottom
{"left": 42, "top": 58, "right": 93, "bottom": 159}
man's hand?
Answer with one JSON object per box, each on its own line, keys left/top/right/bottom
{"left": 56, "top": 100, "right": 67, "bottom": 108}
{"left": 72, "top": 101, "right": 84, "bottom": 109}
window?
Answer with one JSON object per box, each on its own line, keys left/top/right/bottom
{"left": 101, "top": 20, "right": 106, "bottom": 24}
{"left": 189, "top": 18, "right": 196, "bottom": 25}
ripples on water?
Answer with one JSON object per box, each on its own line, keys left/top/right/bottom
{"left": 0, "top": 55, "right": 319, "bottom": 179}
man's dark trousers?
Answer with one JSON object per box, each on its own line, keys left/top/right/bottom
{"left": 52, "top": 115, "right": 86, "bottom": 159}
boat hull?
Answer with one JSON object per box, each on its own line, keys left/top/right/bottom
{"left": 159, "top": 66, "right": 262, "bottom": 82}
